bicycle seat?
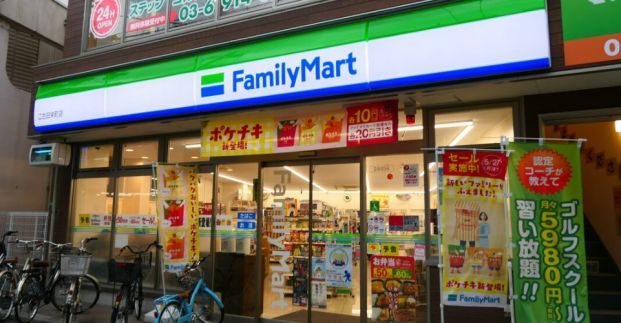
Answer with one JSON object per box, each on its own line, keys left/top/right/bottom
{"left": 32, "top": 260, "right": 49, "bottom": 267}
{"left": 4, "top": 257, "right": 17, "bottom": 264}
{"left": 177, "top": 290, "right": 191, "bottom": 300}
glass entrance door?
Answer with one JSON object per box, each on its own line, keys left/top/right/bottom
{"left": 261, "top": 160, "right": 361, "bottom": 322}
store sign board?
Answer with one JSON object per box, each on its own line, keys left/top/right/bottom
{"left": 35, "top": 3, "right": 550, "bottom": 132}
{"left": 561, "top": 0, "right": 621, "bottom": 66}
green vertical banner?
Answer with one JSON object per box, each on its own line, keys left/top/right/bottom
{"left": 508, "top": 142, "right": 590, "bottom": 323}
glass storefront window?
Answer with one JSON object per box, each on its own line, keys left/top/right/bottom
{"left": 80, "top": 144, "right": 114, "bottom": 169}
{"left": 218, "top": 0, "right": 273, "bottom": 18}
{"left": 86, "top": 0, "right": 126, "bottom": 49}
{"left": 168, "top": 137, "right": 209, "bottom": 163}
{"left": 122, "top": 140, "right": 158, "bottom": 166}
{"left": 70, "top": 178, "right": 114, "bottom": 281}
{"left": 214, "top": 163, "right": 258, "bottom": 316}
{"left": 366, "top": 154, "right": 427, "bottom": 323}
{"left": 114, "top": 175, "right": 158, "bottom": 287}
{"left": 434, "top": 106, "right": 514, "bottom": 147}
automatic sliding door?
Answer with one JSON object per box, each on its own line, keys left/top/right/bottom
{"left": 261, "top": 163, "right": 310, "bottom": 322}
{"left": 311, "top": 162, "right": 361, "bottom": 323}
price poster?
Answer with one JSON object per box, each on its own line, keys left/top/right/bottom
{"left": 508, "top": 142, "right": 590, "bottom": 322}
{"left": 440, "top": 150, "right": 509, "bottom": 308}
{"left": 346, "top": 100, "right": 398, "bottom": 147}
{"left": 371, "top": 255, "right": 417, "bottom": 322}
{"left": 403, "top": 164, "right": 419, "bottom": 187}
{"left": 325, "top": 244, "right": 353, "bottom": 289}
{"left": 156, "top": 164, "right": 200, "bottom": 272}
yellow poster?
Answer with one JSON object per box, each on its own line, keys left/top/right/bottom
{"left": 201, "top": 118, "right": 275, "bottom": 157}
{"left": 156, "top": 164, "right": 199, "bottom": 271}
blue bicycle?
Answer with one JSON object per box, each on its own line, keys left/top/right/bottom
{"left": 153, "top": 258, "right": 224, "bottom": 323}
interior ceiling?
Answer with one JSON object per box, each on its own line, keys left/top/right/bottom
{"left": 217, "top": 156, "right": 425, "bottom": 193}
{"left": 44, "top": 67, "right": 621, "bottom": 143}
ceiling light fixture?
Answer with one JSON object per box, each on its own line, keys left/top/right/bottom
{"left": 185, "top": 144, "right": 201, "bottom": 149}
{"left": 283, "top": 166, "right": 327, "bottom": 192}
{"left": 140, "top": 156, "right": 149, "bottom": 159}
{"left": 125, "top": 148, "right": 134, "bottom": 152}
{"left": 398, "top": 120, "right": 474, "bottom": 132}
{"left": 616, "top": 120, "right": 621, "bottom": 132}
{"left": 219, "top": 174, "right": 252, "bottom": 186}
{"left": 191, "top": 156, "right": 199, "bottom": 159}
{"left": 448, "top": 125, "right": 474, "bottom": 146}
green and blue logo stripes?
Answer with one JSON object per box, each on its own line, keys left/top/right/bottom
{"left": 201, "top": 73, "right": 225, "bottom": 97}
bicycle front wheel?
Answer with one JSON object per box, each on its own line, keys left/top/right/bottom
{"left": 193, "top": 292, "right": 224, "bottom": 323}
{"left": 52, "top": 274, "right": 100, "bottom": 313}
{"left": 131, "top": 279, "right": 142, "bottom": 320}
{"left": 158, "top": 302, "right": 181, "bottom": 323}
{"left": 64, "top": 303, "right": 76, "bottom": 323}
{"left": 0, "top": 270, "right": 16, "bottom": 320}
{"left": 15, "top": 275, "right": 42, "bottom": 323}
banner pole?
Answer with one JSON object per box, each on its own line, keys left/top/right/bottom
{"left": 435, "top": 149, "right": 445, "bottom": 323}
{"left": 500, "top": 137, "right": 515, "bottom": 323}
{"left": 154, "top": 162, "right": 167, "bottom": 294}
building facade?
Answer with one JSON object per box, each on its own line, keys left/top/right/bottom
{"left": 30, "top": 0, "right": 621, "bottom": 322}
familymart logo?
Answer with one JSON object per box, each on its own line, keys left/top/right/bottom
{"left": 200, "top": 73, "right": 225, "bottom": 97}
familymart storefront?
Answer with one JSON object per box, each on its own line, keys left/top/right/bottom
{"left": 33, "top": 1, "right": 551, "bottom": 322}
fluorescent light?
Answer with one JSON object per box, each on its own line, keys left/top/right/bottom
{"left": 140, "top": 156, "right": 149, "bottom": 159}
{"left": 191, "top": 156, "right": 199, "bottom": 159}
{"left": 283, "top": 166, "right": 327, "bottom": 192}
{"left": 616, "top": 120, "right": 621, "bottom": 132}
{"left": 398, "top": 125, "right": 423, "bottom": 132}
{"left": 398, "top": 120, "right": 474, "bottom": 132}
{"left": 366, "top": 175, "right": 371, "bottom": 193}
{"left": 125, "top": 148, "right": 134, "bottom": 152}
{"left": 448, "top": 125, "right": 474, "bottom": 146}
{"left": 219, "top": 174, "right": 252, "bottom": 186}
{"left": 435, "top": 120, "right": 474, "bottom": 129}
{"left": 185, "top": 144, "right": 201, "bottom": 149}
{"left": 169, "top": 147, "right": 174, "bottom": 150}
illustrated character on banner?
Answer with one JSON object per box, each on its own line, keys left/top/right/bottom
{"left": 453, "top": 200, "right": 480, "bottom": 247}
{"left": 478, "top": 211, "right": 490, "bottom": 248}
{"left": 468, "top": 247, "right": 486, "bottom": 275}
{"left": 448, "top": 245, "right": 466, "bottom": 274}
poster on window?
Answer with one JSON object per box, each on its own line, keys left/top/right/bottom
{"left": 156, "top": 164, "right": 200, "bottom": 271}
{"left": 311, "top": 258, "right": 327, "bottom": 308}
{"left": 508, "top": 142, "right": 590, "bottom": 323}
{"left": 325, "top": 244, "right": 353, "bottom": 289}
{"left": 370, "top": 255, "right": 417, "bottom": 322}
{"left": 440, "top": 150, "right": 508, "bottom": 308}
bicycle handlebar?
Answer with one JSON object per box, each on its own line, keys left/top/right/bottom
{"left": 118, "top": 240, "right": 162, "bottom": 256}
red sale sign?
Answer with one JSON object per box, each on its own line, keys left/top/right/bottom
{"left": 90, "top": 0, "right": 121, "bottom": 39}
{"left": 346, "top": 100, "right": 398, "bottom": 147}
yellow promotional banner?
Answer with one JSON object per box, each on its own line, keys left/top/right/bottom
{"left": 440, "top": 150, "right": 509, "bottom": 308}
{"left": 201, "top": 118, "right": 275, "bottom": 157}
{"left": 156, "top": 164, "right": 200, "bottom": 271}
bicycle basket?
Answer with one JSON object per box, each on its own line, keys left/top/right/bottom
{"left": 108, "top": 259, "right": 139, "bottom": 283}
{"left": 60, "top": 254, "right": 91, "bottom": 277}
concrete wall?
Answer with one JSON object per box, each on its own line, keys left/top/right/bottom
{"left": 0, "top": 0, "right": 66, "bottom": 45}
{"left": 0, "top": 0, "right": 68, "bottom": 213}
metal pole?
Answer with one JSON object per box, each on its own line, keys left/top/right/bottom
{"left": 307, "top": 163, "right": 313, "bottom": 323}
{"left": 359, "top": 157, "right": 367, "bottom": 323}
{"left": 436, "top": 150, "right": 445, "bottom": 323}
{"left": 501, "top": 138, "right": 516, "bottom": 323}
{"left": 255, "top": 164, "right": 263, "bottom": 320}
{"left": 210, "top": 166, "right": 219, "bottom": 290}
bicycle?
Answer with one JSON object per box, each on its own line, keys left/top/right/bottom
{"left": 153, "top": 257, "right": 224, "bottom": 323}
{"left": 0, "top": 230, "right": 19, "bottom": 321}
{"left": 109, "top": 240, "right": 160, "bottom": 323}
{"left": 60, "top": 237, "right": 98, "bottom": 323}
{"left": 13, "top": 238, "right": 100, "bottom": 323}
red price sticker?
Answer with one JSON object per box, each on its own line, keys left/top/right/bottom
{"left": 90, "top": 0, "right": 121, "bottom": 39}
{"left": 346, "top": 101, "right": 398, "bottom": 147}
